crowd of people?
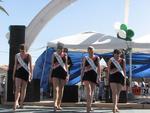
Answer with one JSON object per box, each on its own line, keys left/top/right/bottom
{"left": 12, "top": 43, "right": 127, "bottom": 113}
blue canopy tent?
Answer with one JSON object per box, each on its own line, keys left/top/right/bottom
{"left": 33, "top": 48, "right": 150, "bottom": 92}
{"left": 33, "top": 48, "right": 84, "bottom": 91}
{"left": 126, "top": 53, "right": 150, "bottom": 78}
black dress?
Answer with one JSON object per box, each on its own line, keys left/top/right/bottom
{"left": 82, "top": 56, "right": 99, "bottom": 84}
{"left": 109, "top": 58, "right": 125, "bottom": 85}
{"left": 51, "top": 53, "right": 67, "bottom": 80}
{"left": 15, "top": 54, "right": 29, "bottom": 82}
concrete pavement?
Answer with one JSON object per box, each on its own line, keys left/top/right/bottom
{"left": 0, "top": 105, "right": 150, "bottom": 113}
{"left": 1, "top": 100, "right": 150, "bottom": 113}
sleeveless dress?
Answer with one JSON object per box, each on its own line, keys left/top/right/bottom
{"left": 82, "top": 56, "right": 99, "bottom": 84}
{"left": 51, "top": 53, "right": 68, "bottom": 80}
{"left": 109, "top": 58, "right": 125, "bottom": 85}
{"left": 15, "top": 54, "right": 29, "bottom": 82}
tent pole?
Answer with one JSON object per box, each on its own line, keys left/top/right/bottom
{"left": 129, "top": 48, "right": 132, "bottom": 92}
{"left": 40, "top": 47, "right": 48, "bottom": 87}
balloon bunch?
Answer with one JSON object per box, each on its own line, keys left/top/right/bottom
{"left": 116, "top": 23, "right": 134, "bottom": 41}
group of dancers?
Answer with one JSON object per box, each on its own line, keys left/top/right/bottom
{"left": 13, "top": 43, "right": 126, "bottom": 113}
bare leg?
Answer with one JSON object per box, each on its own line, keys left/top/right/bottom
{"left": 20, "top": 79, "right": 28, "bottom": 108}
{"left": 13, "top": 78, "right": 22, "bottom": 110}
{"left": 84, "top": 81, "right": 93, "bottom": 113}
{"left": 110, "top": 83, "right": 117, "bottom": 113}
{"left": 90, "top": 82, "right": 96, "bottom": 105}
{"left": 57, "top": 79, "right": 66, "bottom": 109}
{"left": 116, "top": 84, "right": 123, "bottom": 112}
{"left": 52, "top": 77, "right": 59, "bottom": 110}
{"left": 89, "top": 82, "right": 96, "bottom": 112}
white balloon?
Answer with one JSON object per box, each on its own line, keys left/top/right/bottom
{"left": 5, "top": 32, "right": 10, "bottom": 40}
{"left": 114, "top": 22, "right": 121, "bottom": 31}
{"left": 118, "top": 30, "right": 126, "bottom": 39}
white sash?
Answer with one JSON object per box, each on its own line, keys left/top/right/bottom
{"left": 110, "top": 57, "right": 125, "bottom": 77}
{"left": 54, "top": 52, "right": 67, "bottom": 72}
{"left": 85, "top": 56, "right": 97, "bottom": 73}
{"left": 16, "top": 53, "right": 29, "bottom": 73}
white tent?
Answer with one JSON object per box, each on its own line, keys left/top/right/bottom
{"left": 47, "top": 32, "right": 150, "bottom": 49}
{"left": 47, "top": 32, "right": 130, "bottom": 49}
{"left": 134, "top": 34, "right": 150, "bottom": 43}
{"left": 133, "top": 35, "right": 150, "bottom": 49}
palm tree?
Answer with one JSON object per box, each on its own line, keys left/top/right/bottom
{"left": 0, "top": 0, "right": 9, "bottom": 15}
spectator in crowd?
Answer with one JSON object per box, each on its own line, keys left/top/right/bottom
{"left": 141, "top": 78, "right": 146, "bottom": 87}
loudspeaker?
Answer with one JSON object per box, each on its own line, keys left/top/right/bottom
{"left": 25, "top": 79, "right": 40, "bottom": 102}
{"left": 62, "top": 85, "right": 78, "bottom": 102}
{"left": 7, "top": 25, "right": 26, "bottom": 102}
{"left": 8, "top": 25, "right": 26, "bottom": 70}
{"left": 9, "top": 25, "right": 25, "bottom": 45}
{"left": 8, "top": 46, "right": 19, "bottom": 71}
{"left": 7, "top": 70, "right": 14, "bottom": 101}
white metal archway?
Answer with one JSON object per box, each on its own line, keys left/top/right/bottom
{"left": 25, "top": 0, "right": 76, "bottom": 50}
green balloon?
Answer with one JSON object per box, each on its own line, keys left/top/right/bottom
{"left": 120, "top": 24, "right": 128, "bottom": 31}
{"left": 126, "top": 29, "right": 134, "bottom": 38}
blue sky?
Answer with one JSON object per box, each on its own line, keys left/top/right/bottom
{"left": 0, "top": 0, "right": 150, "bottom": 65}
